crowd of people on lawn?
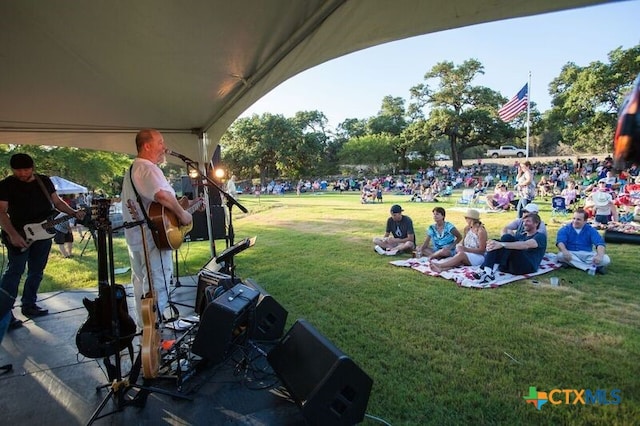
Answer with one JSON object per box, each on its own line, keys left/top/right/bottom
{"left": 373, "top": 203, "right": 610, "bottom": 284}
{"left": 370, "top": 155, "right": 637, "bottom": 284}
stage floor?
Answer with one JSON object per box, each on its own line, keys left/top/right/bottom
{"left": 0, "top": 275, "right": 304, "bottom": 425}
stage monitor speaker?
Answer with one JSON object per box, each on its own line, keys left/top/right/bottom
{"left": 192, "top": 284, "right": 259, "bottom": 364}
{"left": 243, "top": 278, "right": 288, "bottom": 342}
{"left": 267, "top": 319, "right": 373, "bottom": 426}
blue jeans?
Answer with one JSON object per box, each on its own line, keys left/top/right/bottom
{"left": 481, "top": 234, "right": 537, "bottom": 275}
{"left": 0, "top": 311, "right": 10, "bottom": 343}
{"left": 0, "top": 239, "right": 52, "bottom": 307}
{"left": 516, "top": 197, "right": 533, "bottom": 218}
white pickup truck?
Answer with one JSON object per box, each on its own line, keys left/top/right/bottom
{"left": 486, "top": 145, "right": 527, "bottom": 158}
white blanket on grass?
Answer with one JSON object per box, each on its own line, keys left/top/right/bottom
{"left": 390, "top": 253, "right": 562, "bottom": 289}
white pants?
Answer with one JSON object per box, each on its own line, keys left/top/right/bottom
{"left": 128, "top": 246, "right": 173, "bottom": 328}
{"left": 556, "top": 250, "right": 611, "bottom": 272}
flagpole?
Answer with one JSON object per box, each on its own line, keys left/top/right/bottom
{"left": 526, "top": 71, "right": 531, "bottom": 159}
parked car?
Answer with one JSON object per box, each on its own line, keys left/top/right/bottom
{"left": 485, "top": 145, "right": 527, "bottom": 158}
{"left": 434, "top": 153, "right": 450, "bottom": 160}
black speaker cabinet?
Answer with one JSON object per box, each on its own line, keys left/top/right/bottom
{"left": 210, "top": 205, "right": 226, "bottom": 240}
{"left": 267, "top": 319, "right": 373, "bottom": 426}
{"left": 194, "top": 270, "right": 240, "bottom": 316}
{"left": 185, "top": 210, "right": 209, "bottom": 241}
{"left": 243, "top": 278, "right": 288, "bottom": 341}
{"left": 192, "top": 284, "right": 259, "bottom": 364}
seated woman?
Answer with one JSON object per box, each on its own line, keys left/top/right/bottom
{"left": 589, "top": 190, "right": 618, "bottom": 225}
{"left": 430, "top": 209, "right": 487, "bottom": 272}
{"left": 537, "top": 176, "right": 553, "bottom": 199}
{"left": 485, "top": 184, "right": 514, "bottom": 210}
{"left": 561, "top": 180, "right": 578, "bottom": 206}
{"left": 416, "top": 207, "right": 462, "bottom": 260}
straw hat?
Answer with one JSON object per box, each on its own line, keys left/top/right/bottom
{"left": 464, "top": 209, "right": 480, "bottom": 220}
{"left": 592, "top": 191, "right": 612, "bottom": 207}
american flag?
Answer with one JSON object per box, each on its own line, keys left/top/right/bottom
{"left": 498, "top": 84, "right": 528, "bottom": 122}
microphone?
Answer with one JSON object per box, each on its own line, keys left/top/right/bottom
{"left": 165, "top": 149, "right": 195, "bottom": 163}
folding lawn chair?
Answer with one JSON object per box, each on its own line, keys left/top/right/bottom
{"left": 456, "top": 189, "right": 475, "bottom": 206}
{"left": 551, "top": 196, "right": 569, "bottom": 217}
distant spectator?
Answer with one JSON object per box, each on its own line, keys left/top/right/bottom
{"left": 486, "top": 184, "right": 514, "bottom": 211}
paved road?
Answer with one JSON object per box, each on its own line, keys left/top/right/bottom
{"left": 436, "top": 154, "right": 611, "bottom": 167}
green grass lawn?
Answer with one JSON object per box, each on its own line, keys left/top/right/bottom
{"left": 22, "top": 190, "right": 640, "bottom": 425}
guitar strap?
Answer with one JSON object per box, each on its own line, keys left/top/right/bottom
{"left": 128, "top": 165, "right": 157, "bottom": 233}
{"left": 34, "top": 175, "right": 55, "bottom": 210}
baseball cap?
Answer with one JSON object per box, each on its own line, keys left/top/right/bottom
{"left": 390, "top": 204, "right": 403, "bottom": 214}
{"left": 10, "top": 153, "right": 34, "bottom": 169}
{"left": 523, "top": 203, "right": 539, "bottom": 213}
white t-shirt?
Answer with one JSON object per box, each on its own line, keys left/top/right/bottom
{"left": 121, "top": 158, "right": 176, "bottom": 251}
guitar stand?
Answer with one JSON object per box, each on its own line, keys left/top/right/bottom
{"left": 79, "top": 227, "right": 97, "bottom": 258}
{"left": 88, "top": 351, "right": 192, "bottom": 424}
{"left": 85, "top": 201, "right": 190, "bottom": 426}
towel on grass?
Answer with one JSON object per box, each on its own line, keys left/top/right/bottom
{"left": 390, "top": 253, "right": 563, "bottom": 289}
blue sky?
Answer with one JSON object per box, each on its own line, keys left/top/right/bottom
{"left": 242, "top": 1, "right": 640, "bottom": 129}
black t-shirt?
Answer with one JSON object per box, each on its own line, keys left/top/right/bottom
{"left": 0, "top": 174, "right": 55, "bottom": 231}
{"left": 385, "top": 215, "right": 415, "bottom": 243}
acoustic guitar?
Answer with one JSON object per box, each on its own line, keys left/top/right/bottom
{"left": 148, "top": 197, "right": 204, "bottom": 250}
{"left": 127, "top": 199, "right": 161, "bottom": 379}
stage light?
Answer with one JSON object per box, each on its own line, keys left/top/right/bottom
{"left": 188, "top": 165, "right": 200, "bottom": 180}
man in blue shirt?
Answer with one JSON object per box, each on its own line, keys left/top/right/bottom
{"left": 556, "top": 208, "right": 610, "bottom": 274}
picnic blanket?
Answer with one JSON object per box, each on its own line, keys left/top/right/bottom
{"left": 390, "top": 253, "right": 563, "bottom": 289}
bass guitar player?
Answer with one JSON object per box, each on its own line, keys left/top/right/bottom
{"left": 0, "top": 153, "right": 85, "bottom": 327}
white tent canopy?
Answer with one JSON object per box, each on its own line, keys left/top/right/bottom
{"left": 50, "top": 176, "right": 88, "bottom": 195}
{"left": 0, "top": 0, "right": 607, "bottom": 164}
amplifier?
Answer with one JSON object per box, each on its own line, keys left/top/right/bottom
{"left": 192, "top": 283, "right": 260, "bottom": 364}
{"left": 195, "top": 270, "right": 235, "bottom": 316}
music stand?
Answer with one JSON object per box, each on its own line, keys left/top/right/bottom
{"left": 215, "top": 236, "right": 256, "bottom": 280}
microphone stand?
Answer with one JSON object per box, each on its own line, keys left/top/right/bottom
{"left": 178, "top": 157, "right": 248, "bottom": 277}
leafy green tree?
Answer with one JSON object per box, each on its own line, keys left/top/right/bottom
{"left": 367, "top": 96, "right": 408, "bottom": 136}
{"left": 547, "top": 44, "right": 640, "bottom": 153}
{"left": 336, "top": 118, "right": 368, "bottom": 141}
{"left": 291, "top": 111, "right": 334, "bottom": 177}
{"left": 410, "top": 59, "right": 515, "bottom": 168}
{"left": 0, "top": 145, "right": 137, "bottom": 196}
{"left": 221, "top": 114, "right": 285, "bottom": 185}
{"left": 338, "top": 134, "right": 397, "bottom": 172}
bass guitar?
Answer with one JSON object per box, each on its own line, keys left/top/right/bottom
{"left": 76, "top": 199, "right": 136, "bottom": 359}
{"left": 148, "top": 197, "right": 204, "bottom": 250}
{"left": 1, "top": 213, "right": 75, "bottom": 253}
{"left": 127, "top": 199, "right": 161, "bottom": 379}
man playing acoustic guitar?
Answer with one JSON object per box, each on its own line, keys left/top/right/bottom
{"left": 0, "top": 153, "right": 86, "bottom": 330}
{"left": 121, "top": 129, "right": 197, "bottom": 329}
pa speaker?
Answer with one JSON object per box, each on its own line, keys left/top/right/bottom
{"left": 267, "top": 319, "right": 373, "bottom": 426}
{"left": 192, "top": 284, "right": 259, "bottom": 364}
{"left": 244, "top": 278, "right": 288, "bottom": 341}
{"left": 185, "top": 210, "right": 209, "bottom": 241}
{"left": 210, "top": 205, "right": 227, "bottom": 240}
